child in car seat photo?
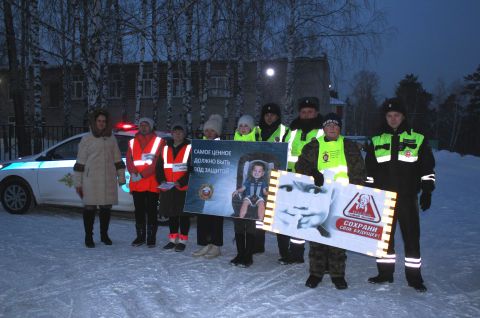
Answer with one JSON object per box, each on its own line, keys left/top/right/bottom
{"left": 232, "top": 161, "right": 268, "bottom": 220}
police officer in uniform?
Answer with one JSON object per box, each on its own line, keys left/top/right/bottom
{"left": 279, "top": 97, "right": 324, "bottom": 264}
{"left": 253, "top": 103, "right": 289, "bottom": 253}
{"left": 296, "top": 113, "right": 366, "bottom": 289}
{"left": 365, "top": 98, "right": 435, "bottom": 292}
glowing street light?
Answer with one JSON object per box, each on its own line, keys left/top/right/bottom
{"left": 265, "top": 68, "right": 275, "bottom": 77}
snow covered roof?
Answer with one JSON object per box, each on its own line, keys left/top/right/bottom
{"left": 330, "top": 97, "right": 346, "bottom": 106}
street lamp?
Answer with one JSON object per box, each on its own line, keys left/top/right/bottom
{"left": 265, "top": 67, "right": 275, "bottom": 77}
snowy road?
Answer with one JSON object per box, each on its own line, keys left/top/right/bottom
{"left": 0, "top": 151, "right": 479, "bottom": 317}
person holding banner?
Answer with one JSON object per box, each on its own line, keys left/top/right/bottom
{"left": 254, "top": 103, "right": 289, "bottom": 253}
{"left": 231, "top": 114, "right": 260, "bottom": 267}
{"left": 156, "top": 123, "right": 192, "bottom": 252}
{"left": 278, "top": 97, "right": 324, "bottom": 265}
{"left": 296, "top": 113, "right": 366, "bottom": 290}
{"left": 192, "top": 114, "right": 225, "bottom": 259}
{"left": 365, "top": 98, "right": 435, "bottom": 292}
{"left": 127, "top": 117, "right": 163, "bottom": 248}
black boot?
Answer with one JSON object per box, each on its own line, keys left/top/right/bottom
{"left": 147, "top": 224, "right": 158, "bottom": 248}
{"left": 99, "top": 208, "right": 112, "bottom": 245}
{"left": 83, "top": 209, "right": 95, "bottom": 248}
{"left": 240, "top": 234, "right": 254, "bottom": 268}
{"left": 408, "top": 281, "right": 427, "bottom": 292}
{"left": 231, "top": 233, "right": 245, "bottom": 266}
{"left": 131, "top": 223, "right": 146, "bottom": 246}
{"left": 305, "top": 275, "right": 323, "bottom": 288}
{"left": 331, "top": 276, "right": 348, "bottom": 290}
{"left": 368, "top": 274, "right": 394, "bottom": 284}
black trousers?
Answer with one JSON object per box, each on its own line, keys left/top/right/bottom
{"left": 196, "top": 214, "right": 224, "bottom": 246}
{"left": 377, "top": 194, "right": 423, "bottom": 283}
{"left": 277, "top": 234, "right": 305, "bottom": 260}
{"left": 132, "top": 191, "right": 158, "bottom": 226}
{"left": 169, "top": 215, "right": 191, "bottom": 236}
{"left": 234, "top": 218, "right": 256, "bottom": 235}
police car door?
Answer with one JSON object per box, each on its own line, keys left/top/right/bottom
{"left": 37, "top": 137, "right": 82, "bottom": 205}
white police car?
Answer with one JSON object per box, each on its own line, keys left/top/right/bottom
{"left": 0, "top": 129, "right": 169, "bottom": 215}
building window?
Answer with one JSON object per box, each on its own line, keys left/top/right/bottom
{"left": 173, "top": 77, "right": 183, "bottom": 97}
{"left": 141, "top": 72, "right": 153, "bottom": 98}
{"left": 48, "top": 82, "right": 61, "bottom": 108}
{"left": 108, "top": 73, "right": 122, "bottom": 99}
{"left": 209, "top": 76, "right": 228, "bottom": 97}
{"left": 72, "top": 75, "right": 83, "bottom": 100}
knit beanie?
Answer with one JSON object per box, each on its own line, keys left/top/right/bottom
{"left": 322, "top": 112, "right": 342, "bottom": 128}
{"left": 237, "top": 114, "right": 255, "bottom": 130}
{"left": 138, "top": 117, "right": 154, "bottom": 129}
{"left": 203, "top": 114, "right": 223, "bottom": 136}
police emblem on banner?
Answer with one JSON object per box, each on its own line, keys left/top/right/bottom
{"left": 198, "top": 184, "right": 214, "bottom": 200}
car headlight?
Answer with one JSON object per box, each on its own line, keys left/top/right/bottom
{"left": 0, "top": 163, "right": 12, "bottom": 170}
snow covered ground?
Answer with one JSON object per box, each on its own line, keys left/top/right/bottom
{"left": 0, "top": 150, "right": 479, "bottom": 318}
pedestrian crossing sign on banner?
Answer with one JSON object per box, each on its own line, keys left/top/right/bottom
{"left": 263, "top": 170, "right": 396, "bottom": 257}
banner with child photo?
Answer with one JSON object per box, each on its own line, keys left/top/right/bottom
{"left": 184, "top": 139, "right": 288, "bottom": 220}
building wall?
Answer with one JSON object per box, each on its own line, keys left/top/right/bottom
{"left": 0, "top": 57, "right": 330, "bottom": 132}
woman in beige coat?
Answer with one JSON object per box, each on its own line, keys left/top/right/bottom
{"left": 74, "top": 109, "right": 126, "bottom": 248}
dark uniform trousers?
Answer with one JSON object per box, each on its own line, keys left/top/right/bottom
{"left": 196, "top": 214, "right": 224, "bottom": 246}
{"left": 132, "top": 191, "right": 159, "bottom": 226}
{"left": 277, "top": 234, "right": 305, "bottom": 260}
{"left": 309, "top": 242, "right": 346, "bottom": 278}
{"left": 377, "top": 194, "right": 423, "bottom": 284}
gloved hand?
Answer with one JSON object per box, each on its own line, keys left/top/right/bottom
{"left": 130, "top": 173, "right": 142, "bottom": 182}
{"left": 312, "top": 170, "right": 324, "bottom": 187}
{"left": 420, "top": 191, "right": 431, "bottom": 211}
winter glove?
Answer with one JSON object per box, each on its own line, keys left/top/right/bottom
{"left": 312, "top": 169, "right": 324, "bottom": 187}
{"left": 130, "top": 173, "right": 142, "bottom": 182}
{"left": 420, "top": 191, "right": 431, "bottom": 211}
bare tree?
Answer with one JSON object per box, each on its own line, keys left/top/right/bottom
{"left": 31, "top": 0, "right": 43, "bottom": 153}
{"left": 3, "top": 0, "right": 29, "bottom": 155}
{"left": 348, "top": 70, "right": 379, "bottom": 136}
{"left": 134, "top": 0, "right": 147, "bottom": 123}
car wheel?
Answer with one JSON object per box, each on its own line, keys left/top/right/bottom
{"left": 1, "top": 179, "right": 33, "bottom": 214}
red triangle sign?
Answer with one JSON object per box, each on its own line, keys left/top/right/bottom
{"left": 343, "top": 192, "right": 381, "bottom": 223}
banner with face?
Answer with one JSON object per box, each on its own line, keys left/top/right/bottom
{"left": 264, "top": 170, "right": 396, "bottom": 257}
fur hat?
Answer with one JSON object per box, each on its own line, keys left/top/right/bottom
{"left": 382, "top": 98, "right": 406, "bottom": 116}
{"left": 237, "top": 114, "right": 255, "bottom": 130}
{"left": 298, "top": 97, "right": 319, "bottom": 111}
{"left": 322, "top": 112, "right": 342, "bottom": 128}
{"left": 261, "top": 103, "right": 281, "bottom": 118}
{"left": 203, "top": 114, "right": 223, "bottom": 136}
{"left": 138, "top": 117, "right": 155, "bottom": 129}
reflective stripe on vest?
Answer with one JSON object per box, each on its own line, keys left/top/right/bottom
{"left": 266, "top": 124, "right": 287, "bottom": 142}
{"left": 129, "top": 136, "right": 162, "bottom": 192}
{"left": 317, "top": 136, "right": 349, "bottom": 182}
{"left": 129, "top": 136, "right": 162, "bottom": 166}
{"left": 162, "top": 144, "right": 192, "bottom": 191}
{"left": 372, "top": 131, "right": 424, "bottom": 163}
{"left": 287, "top": 128, "right": 324, "bottom": 170}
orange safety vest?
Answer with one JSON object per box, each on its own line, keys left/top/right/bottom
{"left": 161, "top": 143, "right": 192, "bottom": 191}
{"left": 129, "top": 136, "right": 162, "bottom": 193}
